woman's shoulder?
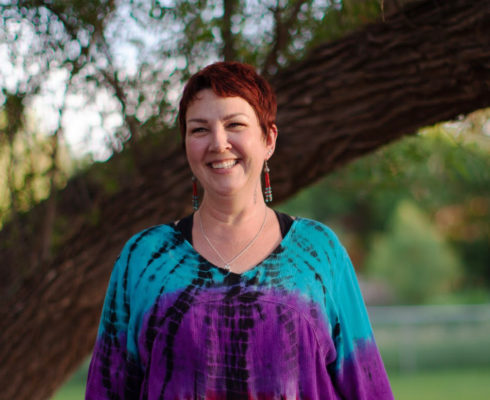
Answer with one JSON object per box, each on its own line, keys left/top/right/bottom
{"left": 111, "top": 222, "right": 189, "bottom": 281}
{"left": 291, "top": 216, "right": 341, "bottom": 245}
{"left": 119, "top": 222, "right": 182, "bottom": 257}
{"left": 128, "top": 222, "right": 176, "bottom": 241}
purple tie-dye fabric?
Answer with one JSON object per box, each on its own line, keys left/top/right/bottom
{"left": 86, "top": 217, "right": 393, "bottom": 399}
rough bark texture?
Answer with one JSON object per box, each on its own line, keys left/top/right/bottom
{"left": 1, "top": 1, "right": 489, "bottom": 399}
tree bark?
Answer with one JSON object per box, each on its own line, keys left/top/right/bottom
{"left": 221, "top": 0, "right": 239, "bottom": 61}
{"left": 1, "top": 0, "right": 489, "bottom": 399}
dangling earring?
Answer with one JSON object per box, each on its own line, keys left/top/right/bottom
{"left": 264, "top": 160, "right": 273, "bottom": 203}
{"left": 192, "top": 176, "right": 199, "bottom": 211}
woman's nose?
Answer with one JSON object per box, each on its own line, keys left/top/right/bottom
{"left": 209, "top": 126, "right": 230, "bottom": 152}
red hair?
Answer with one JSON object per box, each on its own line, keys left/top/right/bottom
{"left": 178, "top": 62, "right": 277, "bottom": 142}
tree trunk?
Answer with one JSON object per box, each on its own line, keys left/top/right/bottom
{"left": 1, "top": 1, "right": 489, "bottom": 399}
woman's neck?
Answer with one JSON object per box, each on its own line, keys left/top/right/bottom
{"left": 191, "top": 188, "right": 280, "bottom": 274}
{"left": 198, "top": 191, "right": 266, "bottom": 228}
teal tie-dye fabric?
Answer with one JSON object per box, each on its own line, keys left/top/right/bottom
{"left": 86, "top": 217, "right": 393, "bottom": 399}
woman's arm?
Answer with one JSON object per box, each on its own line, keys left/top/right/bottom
{"left": 329, "top": 244, "right": 394, "bottom": 400}
{"left": 85, "top": 237, "right": 143, "bottom": 399}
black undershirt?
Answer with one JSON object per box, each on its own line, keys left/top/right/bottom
{"left": 175, "top": 210, "right": 294, "bottom": 245}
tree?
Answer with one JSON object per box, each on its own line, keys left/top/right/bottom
{"left": 1, "top": 0, "right": 489, "bottom": 398}
{"left": 366, "top": 200, "right": 462, "bottom": 304}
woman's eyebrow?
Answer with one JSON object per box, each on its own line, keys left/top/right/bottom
{"left": 222, "top": 113, "right": 248, "bottom": 121}
{"left": 187, "top": 118, "right": 208, "bottom": 123}
{"left": 187, "top": 113, "right": 249, "bottom": 123}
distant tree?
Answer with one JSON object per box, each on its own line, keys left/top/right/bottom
{"left": 366, "top": 200, "right": 463, "bottom": 304}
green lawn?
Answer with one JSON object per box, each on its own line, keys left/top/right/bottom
{"left": 389, "top": 368, "right": 490, "bottom": 400}
{"left": 53, "top": 367, "right": 490, "bottom": 399}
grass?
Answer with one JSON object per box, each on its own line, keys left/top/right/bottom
{"left": 52, "top": 366, "right": 490, "bottom": 399}
{"left": 389, "top": 368, "right": 490, "bottom": 400}
{"left": 52, "top": 383, "right": 86, "bottom": 400}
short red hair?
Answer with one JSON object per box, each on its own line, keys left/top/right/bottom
{"left": 178, "top": 62, "right": 277, "bottom": 142}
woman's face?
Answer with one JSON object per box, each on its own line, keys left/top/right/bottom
{"left": 185, "top": 89, "right": 276, "bottom": 201}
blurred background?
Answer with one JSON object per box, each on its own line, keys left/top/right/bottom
{"left": 0, "top": 1, "right": 488, "bottom": 399}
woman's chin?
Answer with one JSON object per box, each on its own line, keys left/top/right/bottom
{"left": 205, "top": 183, "right": 248, "bottom": 200}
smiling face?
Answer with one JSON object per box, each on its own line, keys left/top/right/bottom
{"left": 185, "top": 89, "right": 276, "bottom": 202}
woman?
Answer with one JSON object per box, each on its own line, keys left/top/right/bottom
{"left": 86, "top": 62, "right": 393, "bottom": 399}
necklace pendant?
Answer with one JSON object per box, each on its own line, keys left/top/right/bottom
{"left": 198, "top": 208, "right": 267, "bottom": 275}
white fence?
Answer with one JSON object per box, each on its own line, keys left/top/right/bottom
{"left": 367, "top": 304, "right": 490, "bottom": 372}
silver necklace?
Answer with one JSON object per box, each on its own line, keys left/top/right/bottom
{"left": 198, "top": 207, "right": 267, "bottom": 271}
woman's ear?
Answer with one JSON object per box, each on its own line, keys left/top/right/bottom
{"left": 266, "top": 124, "right": 278, "bottom": 158}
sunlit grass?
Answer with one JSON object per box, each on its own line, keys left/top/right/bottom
{"left": 389, "top": 368, "right": 490, "bottom": 400}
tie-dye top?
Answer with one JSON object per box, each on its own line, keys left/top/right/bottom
{"left": 86, "top": 217, "right": 393, "bottom": 399}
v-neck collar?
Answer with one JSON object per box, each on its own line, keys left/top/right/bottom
{"left": 174, "top": 217, "right": 298, "bottom": 277}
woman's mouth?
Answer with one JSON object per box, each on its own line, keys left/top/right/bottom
{"left": 209, "top": 160, "right": 238, "bottom": 169}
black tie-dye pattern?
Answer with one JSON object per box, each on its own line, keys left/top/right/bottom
{"left": 86, "top": 217, "right": 393, "bottom": 399}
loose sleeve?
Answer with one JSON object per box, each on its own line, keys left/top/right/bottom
{"left": 85, "top": 237, "right": 143, "bottom": 399}
{"left": 329, "top": 244, "right": 394, "bottom": 400}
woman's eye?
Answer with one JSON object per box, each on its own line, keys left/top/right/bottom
{"left": 190, "top": 127, "right": 206, "bottom": 133}
{"left": 228, "top": 122, "right": 245, "bottom": 129}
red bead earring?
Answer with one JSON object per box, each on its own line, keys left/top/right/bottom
{"left": 264, "top": 160, "right": 272, "bottom": 203}
{"left": 192, "top": 176, "right": 199, "bottom": 211}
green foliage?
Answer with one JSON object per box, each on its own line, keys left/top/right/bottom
{"left": 305, "top": 0, "right": 381, "bottom": 51}
{"left": 365, "top": 200, "right": 462, "bottom": 304}
{"left": 2, "top": 91, "right": 25, "bottom": 138}
{"left": 0, "top": 112, "right": 75, "bottom": 228}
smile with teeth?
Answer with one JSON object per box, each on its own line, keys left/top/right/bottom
{"left": 210, "top": 160, "right": 238, "bottom": 169}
